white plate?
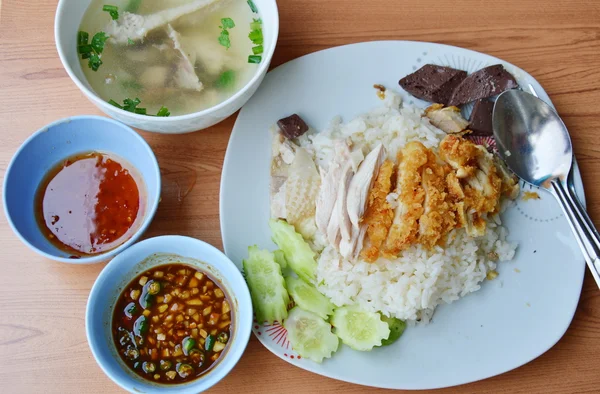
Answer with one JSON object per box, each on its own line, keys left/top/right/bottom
{"left": 220, "top": 41, "right": 586, "bottom": 389}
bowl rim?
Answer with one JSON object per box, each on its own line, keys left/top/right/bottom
{"left": 54, "top": 0, "right": 280, "bottom": 122}
{"left": 2, "top": 115, "right": 161, "bottom": 264}
{"left": 85, "top": 235, "right": 253, "bottom": 393}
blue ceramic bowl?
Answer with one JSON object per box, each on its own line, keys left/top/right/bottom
{"left": 86, "top": 236, "right": 252, "bottom": 393}
{"left": 3, "top": 116, "right": 161, "bottom": 264}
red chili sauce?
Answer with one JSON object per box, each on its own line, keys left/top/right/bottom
{"left": 35, "top": 152, "right": 145, "bottom": 256}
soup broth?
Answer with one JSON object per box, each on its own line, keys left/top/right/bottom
{"left": 79, "top": 0, "right": 260, "bottom": 116}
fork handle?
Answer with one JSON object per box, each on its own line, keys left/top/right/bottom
{"left": 552, "top": 179, "right": 600, "bottom": 288}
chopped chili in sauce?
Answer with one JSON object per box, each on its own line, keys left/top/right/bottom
{"left": 113, "top": 264, "right": 233, "bottom": 384}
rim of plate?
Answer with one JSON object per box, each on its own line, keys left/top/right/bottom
{"left": 219, "top": 40, "right": 586, "bottom": 389}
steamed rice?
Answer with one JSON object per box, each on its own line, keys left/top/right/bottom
{"left": 298, "top": 90, "right": 517, "bottom": 324}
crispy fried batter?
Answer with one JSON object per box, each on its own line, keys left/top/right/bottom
{"left": 384, "top": 142, "right": 428, "bottom": 256}
{"left": 440, "top": 136, "right": 503, "bottom": 236}
{"left": 418, "top": 151, "right": 456, "bottom": 248}
{"left": 361, "top": 160, "right": 395, "bottom": 262}
{"left": 439, "top": 134, "right": 481, "bottom": 178}
{"left": 352, "top": 135, "right": 519, "bottom": 260}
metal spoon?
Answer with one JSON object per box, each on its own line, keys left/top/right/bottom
{"left": 493, "top": 89, "right": 600, "bottom": 288}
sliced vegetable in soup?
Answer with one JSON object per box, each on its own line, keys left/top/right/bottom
{"left": 113, "top": 264, "right": 233, "bottom": 384}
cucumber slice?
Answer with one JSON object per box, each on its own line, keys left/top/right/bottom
{"left": 331, "top": 306, "right": 390, "bottom": 351}
{"left": 243, "top": 246, "right": 289, "bottom": 324}
{"left": 269, "top": 219, "right": 317, "bottom": 283}
{"left": 284, "top": 307, "right": 339, "bottom": 363}
{"left": 380, "top": 316, "right": 406, "bottom": 346}
{"left": 273, "top": 249, "right": 288, "bottom": 270}
{"left": 285, "top": 276, "right": 334, "bottom": 319}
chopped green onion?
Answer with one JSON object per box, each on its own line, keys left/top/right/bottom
{"left": 78, "top": 31, "right": 89, "bottom": 46}
{"left": 247, "top": 0, "right": 258, "bottom": 13}
{"left": 102, "top": 5, "right": 119, "bottom": 20}
{"left": 77, "top": 30, "right": 108, "bottom": 71}
{"left": 88, "top": 53, "right": 103, "bottom": 71}
{"left": 248, "top": 55, "right": 262, "bottom": 64}
{"left": 250, "top": 18, "right": 262, "bottom": 31}
{"left": 220, "top": 17, "right": 235, "bottom": 29}
{"left": 123, "top": 97, "right": 142, "bottom": 112}
{"left": 91, "top": 32, "right": 109, "bottom": 54}
{"left": 252, "top": 45, "right": 263, "bottom": 55}
{"left": 218, "top": 18, "right": 235, "bottom": 50}
{"left": 218, "top": 30, "right": 231, "bottom": 49}
{"left": 108, "top": 99, "right": 123, "bottom": 109}
{"left": 109, "top": 98, "right": 170, "bottom": 117}
{"left": 248, "top": 29, "right": 263, "bottom": 45}
{"left": 156, "top": 106, "right": 171, "bottom": 117}
{"left": 78, "top": 44, "right": 93, "bottom": 55}
{"left": 215, "top": 70, "right": 236, "bottom": 89}
{"left": 127, "top": 38, "right": 135, "bottom": 45}
{"left": 125, "top": 0, "right": 142, "bottom": 12}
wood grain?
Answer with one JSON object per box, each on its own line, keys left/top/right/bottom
{"left": 1, "top": 0, "right": 600, "bottom": 392}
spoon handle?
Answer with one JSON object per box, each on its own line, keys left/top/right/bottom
{"left": 552, "top": 180, "right": 600, "bottom": 288}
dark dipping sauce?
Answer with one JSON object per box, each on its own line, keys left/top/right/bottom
{"left": 35, "top": 152, "right": 144, "bottom": 257}
{"left": 112, "top": 264, "right": 233, "bottom": 384}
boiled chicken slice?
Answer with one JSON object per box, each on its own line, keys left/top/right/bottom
{"left": 106, "top": 0, "right": 223, "bottom": 44}
{"left": 339, "top": 224, "right": 367, "bottom": 261}
{"left": 384, "top": 141, "right": 428, "bottom": 256}
{"left": 285, "top": 147, "right": 321, "bottom": 237}
{"left": 167, "top": 24, "right": 203, "bottom": 91}
{"left": 327, "top": 161, "right": 354, "bottom": 248}
{"left": 270, "top": 130, "right": 299, "bottom": 220}
{"left": 315, "top": 141, "right": 352, "bottom": 236}
{"left": 346, "top": 144, "right": 386, "bottom": 231}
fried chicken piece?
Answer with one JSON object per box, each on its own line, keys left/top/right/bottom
{"left": 465, "top": 145, "right": 502, "bottom": 214}
{"left": 418, "top": 151, "right": 456, "bottom": 248}
{"left": 439, "top": 136, "right": 503, "bottom": 237}
{"left": 438, "top": 134, "right": 481, "bottom": 178}
{"left": 361, "top": 160, "right": 395, "bottom": 262}
{"left": 494, "top": 156, "right": 520, "bottom": 200}
{"left": 384, "top": 142, "right": 428, "bottom": 256}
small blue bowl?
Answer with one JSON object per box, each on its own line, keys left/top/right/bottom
{"left": 86, "top": 235, "right": 252, "bottom": 393}
{"left": 3, "top": 115, "right": 161, "bottom": 264}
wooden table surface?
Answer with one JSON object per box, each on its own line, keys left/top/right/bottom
{"left": 1, "top": 0, "right": 600, "bottom": 392}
